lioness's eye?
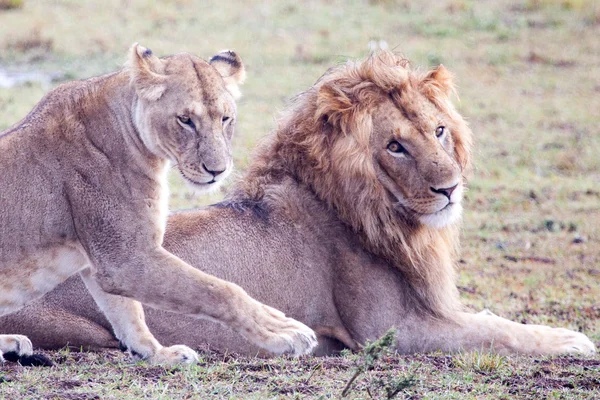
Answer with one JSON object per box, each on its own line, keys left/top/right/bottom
{"left": 222, "top": 116, "right": 230, "bottom": 124}
{"left": 387, "top": 141, "right": 405, "bottom": 154}
{"left": 435, "top": 126, "right": 445, "bottom": 137}
{"left": 177, "top": 115, "right": 195, "bottom": 129}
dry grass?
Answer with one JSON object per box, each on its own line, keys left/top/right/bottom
{"left": 1, "top": 0, "right": 600, "bottom": 398}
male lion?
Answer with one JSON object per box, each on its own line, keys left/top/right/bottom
{"left": 3, "top": 51, "right": 595, "bottom": 357}
{"left": 0, "top": 44, "right": 317, "bottom": 366}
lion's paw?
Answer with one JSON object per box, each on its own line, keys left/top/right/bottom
{"left": 148, "top": 345, "right": 199, "bottom": 366}
{"left": 252, "top": 304, "right": 318, "bottom": 356}
{"left": 534, "top": 326, "right": 596, "bottom": 356}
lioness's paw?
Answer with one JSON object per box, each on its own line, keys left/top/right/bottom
{"left": 149, "top": 345, "right": 199, "bottom": 366}
{"left": 255, "top": 304, "right": 318, "bottom": 356}
{"left": 0, "top": 334, "right": 33, "bottom": 357}
{"left": 534, "top": 326, "right": 596, "bottom": 356}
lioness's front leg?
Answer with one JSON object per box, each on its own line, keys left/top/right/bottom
{"left": 417, "top": 311, "right": 595, "bottom": 356}
{"left": 80, "top": 269, "right": 199, "bottom": 365}
{"left": 91, "top": 248, "right": 317, "bottom": 356}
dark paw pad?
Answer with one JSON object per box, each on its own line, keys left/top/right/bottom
{"left": 130, "top": 349, "right": 144, "bottom": 359}
{"left": 119, "top": 341, "right": 128, "bottom": 353}
{"left": 119, "top": 341, "right": 145, "bottom": 360}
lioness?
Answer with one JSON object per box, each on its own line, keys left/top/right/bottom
{"left": 0, "top": 44, "right": 316, "bottom": 365}
{"left": 3, "top": 51, "right": 595, "bottom": 357}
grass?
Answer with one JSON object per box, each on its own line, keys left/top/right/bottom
{"left": 453, "top": 350, "right": 506, "bottom": 374}
{"left": 1, "top": 0, "right": 600, "bottom": 398}
{"left": 2, "top": 350, "right": 600, "bottom": 399}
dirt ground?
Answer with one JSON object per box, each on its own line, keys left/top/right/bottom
{"left": 2, "top": 349, "right": 600, "bottom": 399}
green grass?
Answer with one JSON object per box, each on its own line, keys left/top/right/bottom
{"left": 2, "top": 350, "right": 600, "bottom": 399}
{"left": 1, "top": 0, "right": 600, "bottom": 398}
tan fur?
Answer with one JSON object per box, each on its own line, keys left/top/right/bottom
{"left": 3, "top": 51, "right": 594, "bottom": 357}
{"left": 0, "top": 44, "right": 317, "bottom": 365}
{"left": 237, "top": 52, "right": 470, "bottom": 318}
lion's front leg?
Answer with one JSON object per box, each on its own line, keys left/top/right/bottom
{"left": 422, "top": 311, "right": 596, "bottom": 356}
{"left": 80, "top": 269, "right": 199, "bottom": 366}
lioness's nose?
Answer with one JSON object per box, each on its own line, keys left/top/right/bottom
{"left": 202, "top": 163, "right": 226, "bottom": 177}
{"left": 430, "top": 183, "right": 458, "bottom": 200}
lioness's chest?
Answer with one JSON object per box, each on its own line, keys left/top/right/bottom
{"left": 152, "top": 161, "right": 170, "bottom": 243}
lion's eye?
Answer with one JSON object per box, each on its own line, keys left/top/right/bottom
{"left": 222, "top": 116, "right": 231, "bottom": 124}
{"left": 387, "top": 141, "right": 405, "bottom": 154}
{"left": 177, "top": 115, "right": 195, "bottom": 129}
{"left": 435, "top": 126, "right": 445, "bottom": 138}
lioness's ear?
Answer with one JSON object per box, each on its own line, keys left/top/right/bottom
{"left": 128, "top": 43, "right": 167, "bottom": 101}
{"left": 421, "top": 64, "right": 455, "bottom": 98}
{"left": 209, "top": 50, "right": 246, "bottom": 100}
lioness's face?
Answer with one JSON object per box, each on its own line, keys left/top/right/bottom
{"left": 130, "top": 46, "right": 245, "bottom": 191}
{"left": 371, "top": 87, "right": 464, "bottom": 228}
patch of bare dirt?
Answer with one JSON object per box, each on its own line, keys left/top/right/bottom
{"left": 48, "top": 393, "right": 100, "bottom": 400}
{"left": 534, "top": 357, "right": 600, "bottom": 369}
{"left": 272, "top": 383, "right": 322, "bottom": 395}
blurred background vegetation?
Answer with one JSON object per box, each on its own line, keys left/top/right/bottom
{"left": 1, "top": 0, "right": 600, "bottom": 336}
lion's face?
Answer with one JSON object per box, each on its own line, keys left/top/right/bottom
{"left": 371, "top": 88, "right": 464, "bottom": 228}
{"left": 314, "top": 60, "right": 470, "bottom": 230}
{"left": 129, "top": 45, "right": 245, "bottom": 191}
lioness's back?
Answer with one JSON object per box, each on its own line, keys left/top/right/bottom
{"left": 0, "top": 71, "right": 131, "bottom": 252}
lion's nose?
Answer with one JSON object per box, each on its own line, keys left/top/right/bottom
{"left": 430, "top": 183, "right": 458, "bottom": 200}
{"left": 202, "top": 163, "right": 226, "bottom": 177}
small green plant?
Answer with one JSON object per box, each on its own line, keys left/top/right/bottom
{"left": 341, "top": 329, "right": 416, "bottom": 399}
{"left": 454, "top": 349, "right": 506, "bottom": 373}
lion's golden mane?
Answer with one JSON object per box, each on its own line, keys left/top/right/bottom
{"left": 235, "top": 51, "right": 473, "bottom": 318}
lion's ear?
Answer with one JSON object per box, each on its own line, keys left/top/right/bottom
{"left": 421, "top": 64, "right": 455, "bottom": 98}
{"left": 315, "top": 81, "right": 354, "bottom": 126}
{"left": 128, "top": 43, "right": 167, "bottom": 101}
{"left": 210, "top": 50, "right": 246, "bottom": 100}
